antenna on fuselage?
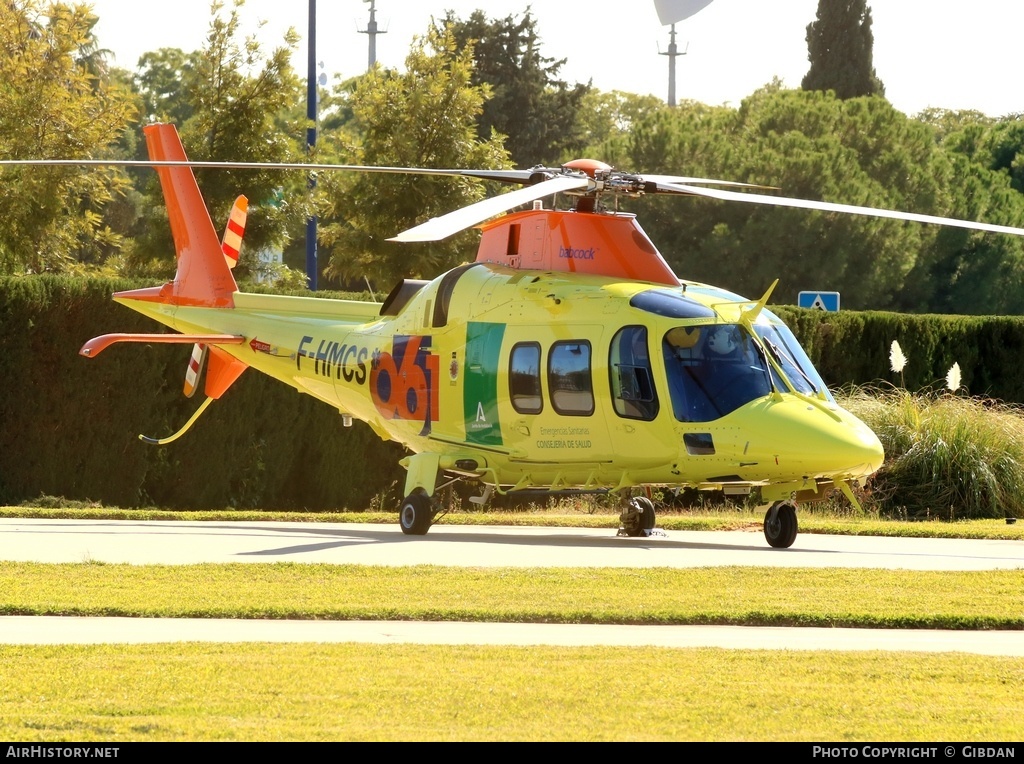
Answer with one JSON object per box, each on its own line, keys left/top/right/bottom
{"left": 364, "top": 276, "right": 377, "bottom": 302}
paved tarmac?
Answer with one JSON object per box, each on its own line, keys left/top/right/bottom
{"left": 2, "top": 518, "right": 1022, "bottom": 654}
{"left": 2, "top": 616, "right": 1023, "bottom": 655}
{"left": 2, "top": 518, "right": 1022, "bottom": 570}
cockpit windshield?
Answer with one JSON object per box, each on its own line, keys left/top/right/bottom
{"left": 661, "top": 324, "right": 773, "bottom": 422}
{"left": 755, "top": 322, "right": 835, "bottom": 403}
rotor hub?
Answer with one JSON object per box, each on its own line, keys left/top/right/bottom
{"left": 561, "top": 158, "right": 613, "bottom": 177}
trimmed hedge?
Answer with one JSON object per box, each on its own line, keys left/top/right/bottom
{"left": 3, "top": 277, "right": 1024, "bottom": 509}
{"left": 772, "top": 307, "right": 1024, "bottom": 401}
{"left": 0, "top": 276, "right": 404, "bottom": 510}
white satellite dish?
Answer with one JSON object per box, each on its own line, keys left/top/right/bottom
{"left": 653, "top": 0, "right": 715, "bottom": 26}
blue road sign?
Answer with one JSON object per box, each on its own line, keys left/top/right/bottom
{"left": 798, "top": 291, "right": 840, "bottom": 311}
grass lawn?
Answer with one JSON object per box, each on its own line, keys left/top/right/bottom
{"left": 1, "top": 508, "right": 1021, "bottom": 741}
{"left": 1, "top": 644, "right": 1022, "bottom": 741}
{"left": 1, "top": 562, "right": 1023, "bottom": 630}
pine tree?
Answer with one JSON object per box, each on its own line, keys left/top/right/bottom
{"left": 802, "top": 0, "right": 885, "bottom": 100}
{"left": 441, "top": 10, "right": 591, "bottom": 166}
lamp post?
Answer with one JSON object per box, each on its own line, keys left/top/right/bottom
{"left": 305, "top": 0, "right": 318, "bottom": 290}
{"left": 659, "top": 23, "right": 682, "bottom": 106}
{"left": 654, "top": 0, "right": 715, "bottom": 107}
{"left": 359, "top": 0, "right": 387, "bottom": 70}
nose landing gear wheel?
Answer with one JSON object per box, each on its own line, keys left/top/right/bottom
{"left": 620, "top": 496, "right": 657, "bottom": 537}
{"left": 764, "top": 500, "right": 798, "bottom": 548}
{"left": 400, "top": 490, "right": 434, "bottom": 535}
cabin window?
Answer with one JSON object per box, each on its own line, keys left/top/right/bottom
{"left": 629, "top": 289, "right": 717, "bottom": 319}
{"left": 509, "top": 342, "right": 543, "bottom": 414}
{"left": 609, "top": 326, "right": 659, "bottom": 421}
{"left": 661, "top": 324, "right": 773, "bottom": 422}
{"left": 548, "top": 341, "right": 594, "bottom": 416}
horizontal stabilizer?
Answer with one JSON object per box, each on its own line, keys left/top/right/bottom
{"left": 79, "top": 333, "right": 244, "bottom": 358}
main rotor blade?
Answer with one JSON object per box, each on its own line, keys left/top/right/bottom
{"left": 643, "top": 174, "right": 777, "bottom": 191}
{"left": 388, "top": 175, "right": 591, "bottom": 243}
{"left": 658, "top": 182, "right": 1024, "bottom": 238}
{"left": 0, "top": 158, "right": 536, "bottom": 181}
{"left": 1, "top": 159, "right": 774, "bottom": 192}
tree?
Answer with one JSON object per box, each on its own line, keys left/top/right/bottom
{"left": 74, "top": 9, "right": 114, "bottom": 88}
{"left": 802, "top": 0, "right": 885, "bottom": 100}
{"left": 127, "top": 0, "right": 308, "bottom": 282}
{"left": 900, "top": 114, "right": 1024, "bottom": 314}
{"left": 318, "top": 26, "right": 509, "bottom": 289}
{"left": 0, "top": 0, "right": 136, "bottom": 273}
{"left": 575, "top": 89, "right": 666, "bottom": 163}
{"left": 623, "top": 88, "right": 950, "bottom": 310}
{"left": 134, "top": 47, "right": 198, "bottom": 127}
{"left": 441, "top": 9, "right": 590, "bottom": 167}
{"left": 620, "top": 84, "right": 1024, "bottom": 314}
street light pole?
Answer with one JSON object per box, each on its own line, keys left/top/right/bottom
{"left": 305, "top": 0, "right": 318, "bottom": 290}
{"left": 359, "top": 0, "right": 387, "bottom": 70}
{"left": 659, "top": 23, "right": 686, "bottom": 107}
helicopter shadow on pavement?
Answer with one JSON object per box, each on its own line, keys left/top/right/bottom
{"left": 229, "top": 522, "right": 806, "bottom": 558}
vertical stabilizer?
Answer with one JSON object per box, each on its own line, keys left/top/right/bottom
{"left": 142, "top": 123, "right": 237, "bottom": 307}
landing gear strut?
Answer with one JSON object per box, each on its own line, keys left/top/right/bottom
{"left": 619, "top": 495, "right": 657, "bottom": 537}
{"left": 763, "top": 500, "right": 798, "bottom": 548}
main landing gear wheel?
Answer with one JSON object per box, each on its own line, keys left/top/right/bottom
{"left": 764, "top": 500, "right": 798, "bottom": 548}
{"left": 620, "top": 496, "right": 657, "bottom": 537}
{"left": 399, "top": 489, "right": 433, "bottom": 536}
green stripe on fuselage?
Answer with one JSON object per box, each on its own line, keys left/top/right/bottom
{"left": 463, "top": 322, "right": 505, "bottom": 446}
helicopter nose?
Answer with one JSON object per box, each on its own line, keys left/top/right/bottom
{"left": 749, "top": 399, "right": 884, "bottom": 479}
{"left": 810, "top": 413, "right": 885, "bottom": 477}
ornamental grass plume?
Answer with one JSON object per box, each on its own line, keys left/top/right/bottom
{"left": 889, "top": 340, "right": 907, "bottom": 382}
{"left": 946, "top": 362, "right": 962, "bottom": 393}
{"left": 889, "top": 340, "right": 907, "bottom": 373}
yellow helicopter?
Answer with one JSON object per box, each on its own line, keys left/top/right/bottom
{"left": 42, "top": 123, "right": 1024, "bottom": 547}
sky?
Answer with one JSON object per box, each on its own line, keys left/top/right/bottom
{"left": 85, "top": 0, "right": 1022, "bottom": 118}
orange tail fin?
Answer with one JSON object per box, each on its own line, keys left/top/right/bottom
{"left": 141, "top": 123, "right": 237, "bottom": 307}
